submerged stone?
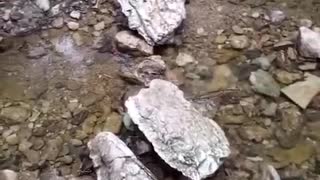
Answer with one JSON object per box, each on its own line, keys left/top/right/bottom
{"left": 125, "top": 79, "right": 230, "bottom": 180}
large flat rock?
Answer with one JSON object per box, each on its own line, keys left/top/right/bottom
{"left": 125, "top": 79, "right": 230, "bottom": 180}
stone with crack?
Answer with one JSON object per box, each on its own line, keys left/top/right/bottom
{"left": 87, "top": 132, "right": 157, "bottom": 180}
{"left": 125, "top": 79, "right": 230, "bottom": 180}
{"left": 117, "top": 0, "right": 186, "bottom": 45}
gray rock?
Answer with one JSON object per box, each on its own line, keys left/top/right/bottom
{"left": 275, "top": 104, "right": 304, "bottom": 148}
{"left": 176, "top": 52, "right": 195, "bottom": 66}
{"left": 36, "top": 0, "right": 50, "bottom": 11}
{"left": 298, "top": 27, "right": 320, "bottom": 58}
{"left": 232, "top": 25, "right": 244, "bottom": 35}
{"left": 94, "top": 21, "right": 105, "bottom": 31}
{"left": 67, "top": 22, "right": 80, "bottom": 30}
{"left": 70, "top": 11, "right": 81, "bottom": 19}
{"left": 282, "top": 73, "right": 320, "bottom": 109}
{"left": 0, "top": 106, "right": 30, "bottom": 124}
{"left": 299, "top": 19, "right": 313, "bottom": 28}
{"left": 27, "top": 47, "right": 47, "bottom": 58}
{"left": 22, "top": 149, "right": 40, "bottom": 164}
{"left": 268, "top": 10, "right": 286, "bottom": 24}
{"left": 52, "top": 17, "right": 64, "bottom": 28}
{"left": 115, "top": 31, "right": 153, "bottom": 56}
{"left": 117, "top": 0, "right": 186, "bottom": 45}
{"left": 230, "top": 35, "right": 250, "bottom": 49}
{"left": 251, "top": 54, "right": 277, "bottom": 70}
{"left": 274, "top": 70, "right": 303, "bottom": 85}
{"left": 249, "top": 70, "right": 280, "bottom": 97}
{"left": 43, "top": 137, "right": 63, "bottom": 161}
{"left": 238, "top": 126, "right": 270, "bottom": 142}
{"left": 88, "top": 132, "right": 156, "bottom": 180}
{"left": 298, "top": 62, "right": 317, "bottom": 71}
{"left": 0, "top": 170, "right": 18, "bottom": 180}
{"left": 5, "top": 133, "right": 19, "bottom": 145}
{"left": 39, "top": 169, "right": 65, "bottom": 180}
{"left": 125, "top": 79, "right": 230, "bottom": 180}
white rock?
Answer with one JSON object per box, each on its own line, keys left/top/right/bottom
{"left": 125, "top": 79, "right": 230, "bottom": 180}
{"left": 298, "top": 27, "right": 320, "bottom": 58}
{"left": 35, "top": 0, "right": 50, "bottom": 11}
{"left": 230, "top": 35, "right": 250, "bottom": 49}
{"left": 0, "top": 170, "right": 18, "bottom": 180}
{"left": 70, "top": 11, "right": 81, "bottom": 20}
{"left": 117, "top": 0, "right": 186, "bottom": 45}
{"left": 67, "top": 22, "right": 79, "bottom": 30}
{"left": 282, "top": 73, "right": 320, "bottom": 109}
{"left": 115, "top": 31, "right": 153, "bottom": 55}
{"left": 93, "top": 21, "right": 105, "bottom": 31}
{"left": 176, "top": 52, "right": 195, "bottom": 66}
{"left": 268, "top": 10, "right": 286, "bottom": 24}
{"left": 3, "top": 10, "right": 11, "bottom": 21}
{"left": 88, "top": 132, "right": 156, "bottom": 180}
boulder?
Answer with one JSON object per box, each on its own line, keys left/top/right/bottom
{"left": 125, "top": 79, "right": 230, "bottom": 180}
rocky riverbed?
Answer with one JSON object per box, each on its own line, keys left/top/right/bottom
{"left": 1, "top": 0, "right": 320, "bottom": 179}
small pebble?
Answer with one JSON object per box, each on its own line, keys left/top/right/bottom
{"left": 70, "top": 11, "right": 81, "bottom": 19}
{"left": 67, "top": 22, "right": 80, "bottom": 30}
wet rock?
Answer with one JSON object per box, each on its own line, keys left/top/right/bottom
{"left": 36, "top": 0, "right": 50, "bottom": 11}
{"left": 0, "top": 106, "right": 30, "bottom": 124}
{"left": 275, "top": 104, "right": 304, "bottom": 148}
{"left": 274, "top": 70, "right": 303, "bottom": 85}
{"left": 44, "top": 137, "right": 63, "bottom": 161}
{"left": 22, "top": 149, "right": 40, "bottom": 164}
{"left": 238, "top": 126, "right": 270, "bottom": 142}
{"left": 102, "top": 112, "right": 122, "bottom": 134}
{"left": 244, "top": 49, "right": 262, "bottom": 60}
{"left": 273, "top": 40, "right": 294, "bottom": 49}
{"left": 251, "top": 54, "right": 277, "bottom": 70}
{"left": 269, "top": 142, "right": 314, "bottom": 165}
{"left": 281, "top": 73, "right": 320, "bottom": 109}
{"left": 299, "top": 19, "right": 313, "bottom": 28}
{"left": 70, "top": 139, "right": 82, "bottom": 146}
{"left": 298, "top": 27, "right": 320, "bottom": 58}
{"left": 215, "top": 49, "right": 241, "bottom": 64}
{"left": 88, "top": 132, "right": 156, "bottom": 180}
{"left": 230, "top": 35, "right": 250, "bottom": 49}
{"left": 215, "top": 35, "right": 227, "bottom": 44}
{"left": 306, "top": 121, "right": 320, "bottom": 140}
{"left": 80, "top": 93, "right": 103, "bottom": 107}
{"left": 67, "top": 22, "right": 80, "bottom": 31}
{"left": 5, "top": 134, "right": 19, "bottom": 145}
{"left": 94, "top": 21, "right": 105, "bottom": 31}
{"left": 31, "top": 138, "right": 45, "bottom": 150}
{"left": 18, "top": 171, "right": 38, "bottom": 180}
{"left": 232, "top": 25, "right": 244, "bottom": 35}
{"left": 217, "top": 114, "right": 247, "bottom": 125}
{"left": 250, "top": 70, "right": 280, "bottom": 97}
{"left": 268, "top": 10, "right": 286, "bottom": 24}
{"left": 298, "top": 62, "right": 317, "bottom": 71}
{"left": 194, "top": 65, "right": 212, "bottom": 79}
{"left": 125, "top": 79, "right": 230, "bottom": 179}
{"left": 206, "top": 64, "right": 237, "bottom": 92}
{"left": 305, "top": 109, "right": 320, "bottom": 122}
{"left": 0, "top": 170, "right": 18, "bottom": 180}
{"left": 115, "top": 31, "right": 153, "bottom": 56}
{"left": 165, "top": 68, "right": 185, "bottom": 86}
{"left": 27, "top": 47, "right": 47, "bottom": 59}
{"left": 261, "top": 102, "right": 277, "bottom": 117}
{"left": 52, "top": 17, "right": 64, "bottom": 28}
{"left": 70, "top": 11, "right": 81, "bottom": 20}
{"left": 10, "top": 11, "right": 24, "bottom": 21}
{"left": 175, "top": 52, "right": 195, "bottom": 67}
{"left": 82, "top": 115, "right": 97, "bottom": 134}
{"left": 39, "top": 169, "right": 65, "bottom": 180}
{"left": 72, "top": 110, "right": 89, "bottom": 125}
{"left": 117, "top": 0, "right": 186, "bottom": 45}
{"left": 59, "top": 155, "right": 73, "bottom": 165}
{"left": 18, "top": 140, "right": 32, "bottom": 152}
